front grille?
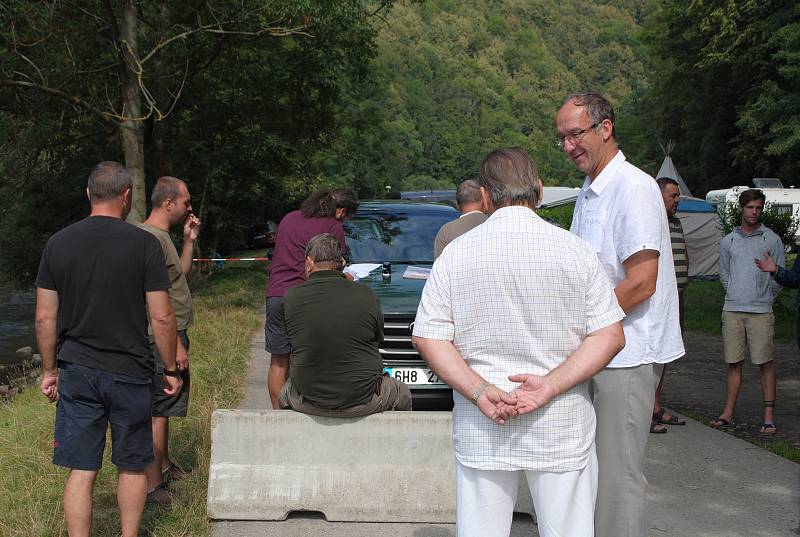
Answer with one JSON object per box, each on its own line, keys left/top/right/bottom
{"left": 380, "top": 315, "right": 451, "bottom": 403}
{"left": 380, "top": 314, "right": 418, "bottom": 362}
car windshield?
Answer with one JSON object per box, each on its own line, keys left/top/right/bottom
{"left": 344, "top": 208, "right": 457, "bottom": 264}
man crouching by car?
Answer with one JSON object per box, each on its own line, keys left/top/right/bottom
{"left": 278, "top": 233, "right": 412, "bottom": 416}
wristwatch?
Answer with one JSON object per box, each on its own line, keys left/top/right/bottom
{"left": 163, "top": 368, "right": 180, "bottom": 377}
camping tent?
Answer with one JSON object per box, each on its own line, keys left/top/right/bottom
{"left": 675, "top": 198, "right": 722, "bottom": 278}
{"left": 657, "top": 141, "right": 722, "bottom": 279}
{"left": 657, "top": 141, "right": 694, "bottom": 198}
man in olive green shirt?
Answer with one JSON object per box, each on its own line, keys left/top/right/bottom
{"left": 137, "top": 176, "right": 200, "bottom": 503}
{"left": 279, "top": 233, "right": 412, "bottom": 416}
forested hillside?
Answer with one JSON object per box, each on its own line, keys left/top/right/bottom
{"left": 2, "top": 0, "right": 798, "bottom": 281}
{"left": 641, "top": 0, "right": 800, "bottom": 194}
{"left": 309, "top": 0, "right": 656, "bottom": 196}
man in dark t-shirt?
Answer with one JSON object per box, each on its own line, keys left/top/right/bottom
{"left": 265, "top": 188, "right": 359, "bottom": 409}
{"left": 35, "top": 162, "right": 182, "bottom": 537}
{"left": 278, "top": 233, "right": 411, "bottom": 416}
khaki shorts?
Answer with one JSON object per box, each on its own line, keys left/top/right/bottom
{"left": 722, "top": 311, "right": 774, "bottom": 365}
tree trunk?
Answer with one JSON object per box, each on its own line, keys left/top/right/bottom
{"left": 149, "top": 1, "right": 174, "bottom": 180}
{"left": 119, "top": 0, "right": 146, "bottom": 222}
{"left": 195, "top": 169, "right": 211, "bottom": 257}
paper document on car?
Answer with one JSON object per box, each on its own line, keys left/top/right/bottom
{"left": 403, "top": 266, "right": 431, "bottom": 280}
{"left": 344, "top": 263, "right": 381, "bottom": 280}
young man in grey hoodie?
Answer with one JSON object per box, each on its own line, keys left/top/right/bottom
{"left": 712, "top": 189, "right": 784, "bottom": 435}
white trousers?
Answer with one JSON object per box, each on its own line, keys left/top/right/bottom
{"left": 455, "top": 448, "right": 598, "bottom": 537}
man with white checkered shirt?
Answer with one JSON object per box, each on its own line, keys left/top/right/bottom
{"left": 412, "top": 147, "right": 625, "bottom": 537}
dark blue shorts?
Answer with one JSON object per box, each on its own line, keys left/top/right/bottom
{"left": 151, "top": 331, "right": 191, "bottom": 417}
{"left": 53, "top": 361, "right": 154, "bottom": 471}
{"left": 265, "top": 296, "right": 291, "bottom": 354}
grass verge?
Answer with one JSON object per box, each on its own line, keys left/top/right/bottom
{"left": 684, "top": 269, "right": 797, "bottom": 343}
{"left": 0, "top": 265, "right": 266, "bottom": 537}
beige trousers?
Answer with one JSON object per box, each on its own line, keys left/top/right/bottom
{"left": 592, "top": 363, "right": 662, "bottom": 537}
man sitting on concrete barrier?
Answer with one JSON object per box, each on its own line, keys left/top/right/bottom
{"left": 413, "top": 147, "right": 625, "bottom": 537}
{"left": 279, "top": 233, "right": 412, "bottom": 416}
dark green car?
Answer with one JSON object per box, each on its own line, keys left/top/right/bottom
{"left": 343, "top": 201, "right": 460, "bottom": 409}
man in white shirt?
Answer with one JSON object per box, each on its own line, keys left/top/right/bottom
{"left": 412, "top": 147, "right": 625, "bottom": 537}
{"left": 433, "top": 179, "right": 487, "bottom": 259}
{"left": 557, "top": 92, "right": 685, "bottom": 537}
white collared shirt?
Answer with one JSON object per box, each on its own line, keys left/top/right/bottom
{"left": 414, "top": 206, "right": 624, "bottom": 472}
{"left": 571, "top": 151, "right": 685, "bottom": 367}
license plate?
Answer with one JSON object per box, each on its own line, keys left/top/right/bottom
{"left": 383, "top": 367, "right": 441, "bottom": 385}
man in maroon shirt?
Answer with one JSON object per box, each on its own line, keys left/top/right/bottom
{"left": 266, "top": 188, "right": 359, "bottom": 408}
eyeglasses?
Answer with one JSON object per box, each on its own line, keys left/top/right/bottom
{"left": 555, "top": 122, "right": 599, "bottom": 149}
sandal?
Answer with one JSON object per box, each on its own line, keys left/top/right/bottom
{"left": 653, "top": 408, "right": 686, "bottom": 425}
{"left": 710, "top": 417, "right": 734, "bottom": 429}
{"left": 759, "top": 423, "right": 777, "bottom": 436}
{"left": 162, "top": 462, "right": 191, "bottom": 482}
{"left": 145, "top": 482, "right": 172, "bottom": 505}
{"left": 650, "top": 421, "right": 668, "bottom": 434}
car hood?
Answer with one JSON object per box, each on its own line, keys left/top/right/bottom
{"left": 356, "top": 263, "right": 430, "bottom": 316}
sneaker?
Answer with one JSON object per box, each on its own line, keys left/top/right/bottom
{"left": 162, "top": 462, "right": 191, "bottom": 483}
{"left": 145, "top": 483, "right": 172, "bottom": 505}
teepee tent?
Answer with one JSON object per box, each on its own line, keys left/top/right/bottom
{"left": 657, "top": 140, "right": 694, "bottom": 197}
{"left": 657, "top": 141, "right": 722, "bottom": 278}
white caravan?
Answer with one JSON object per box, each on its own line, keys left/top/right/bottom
{"left": 705, "top": 178, "right": 800, "bottom": 243}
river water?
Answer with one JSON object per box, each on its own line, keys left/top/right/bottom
{"left": 0, "top": 282, "right": 36, "bottom": 365}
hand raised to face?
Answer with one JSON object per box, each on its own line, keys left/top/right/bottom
{"left": 183, "top": 213, "right": 201, "bottom": 241}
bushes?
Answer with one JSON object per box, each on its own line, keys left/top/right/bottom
{"left": 717, "top": 202, "right": 800, "bottom": 250}
{"left": 538, "top": 204, "right": 574, "bottom": 229}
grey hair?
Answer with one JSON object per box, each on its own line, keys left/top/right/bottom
{"left": 455, "top": 179, "right": 482, "bottom": 209}
{"left": 151, "top": 176, "right": 185, "bottom": 206}
{"left": 478, "top": 147, "right": 540, "bottom": 208}
{"left": 305, "top": 233, "right": 344, "bottom": 270}
{"left": 87, "top": 161, "right": 132, "bottom": 202}
{"left": 563, "top": 92, "right": 616, "bottom": 140}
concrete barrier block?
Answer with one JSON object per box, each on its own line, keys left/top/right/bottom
{"left": 207, "top": 409, "right": 534, "bottom": 523}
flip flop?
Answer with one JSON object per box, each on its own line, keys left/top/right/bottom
{"left": 653, "top": 408, "right": 686, "bottom": 425}
{"left": 759, "top": 423, "right": 777, "bottom": 436}
{"left": 710, "top": 417, "right": 734, "bottom": 429}
{"left": 650, "top": 421, "right": 668, "bottom": 434}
